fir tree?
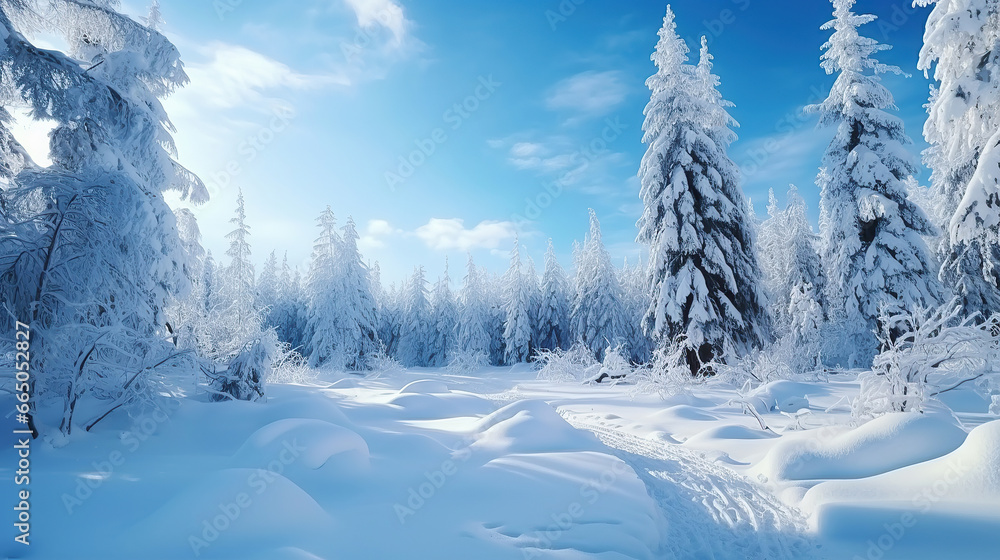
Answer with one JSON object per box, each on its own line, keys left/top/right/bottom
{"left": 809, "top": 0, "right": 942, "bottom": 364}
{"left": 637, "top": 16, "right": 769, "bottom": 373}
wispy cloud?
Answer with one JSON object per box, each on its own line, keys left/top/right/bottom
{"left": 545, "top": 70, "right": 628, "bottom": 117}
{"left": 490, "top": 129, "right": 631, "bottom": 195}
{"left": 176, "top": 42, "right": 348, "bottom": 112}
{"left": 343, "top": 0, "right": 410, "bottom": 46}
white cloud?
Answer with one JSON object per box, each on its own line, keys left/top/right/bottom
{"left": 545, "top": 71, "right": 628, "bottom": 116}
{"left": 178, "top": 42, "right": 348, "bottom": 111}
{"left": 414, "top": 219, "right": 517, "bottom": 251}
{"left": 359, "top": 219, "right": 402, "bottom": 250}
{"left": 343, "top": 0, "right": 410, "bottom": 46}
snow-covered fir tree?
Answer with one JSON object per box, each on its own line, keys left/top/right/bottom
{"left": 202, "top": 251, "right": 218, "bottom": 314}
{"left": 256, "top": 251, "right": 280, "bottom": 318}
{"left": 428, "top": 259, "right": 458, "bottom": 366}
{"left": 457, "top": 255, "right": 492, "bottom": 359}
{"left": 166, "top": 208, "right": 209, "bottom": 353}
{"left": 272, "top": 253, "right": 305, "bottom": 351}
{"left": 332, "top": 218, "right": 380, "bottom": 370}
{"left": 619, "top": 256, "right": 653, "bottom": 363}
{"left": 397, "top": 266, "right": 433, "bottom": 367}
{"left": 536, "top": 240, "right": 571, "bottom": 352}
{"left": 378, "top": 280, "right": 405, "bottom": 358}
{"left": 484, "top": 270, "right": 507, "bottom": 365}
{"left": 758, "top": 186, "right": 827, "bottom": 338}
{"left": 0, "top": 0, "right": 206, "bottom": 435}
{"left": 524, "top": 256, "right": 543, "bottom": 356}
{"left": 637, "top": 17, "right": 769, "bottom": 373}
{"left": 305, "top": 207, "right": 342, "bottom": 367}
{"left": 502, "top": 237, "right": 533, "bottom": 364}
{"left": 571, "top": 210, "right": 628, "bottom": 361}
{"left": 213, "top": 190, "right": 261, "bottom": 355}
{"left": 810, "top": 0, "right": 942, "bottom": 365}
{"left": 915, "top": 0, "right": 1000, "bottom": 317}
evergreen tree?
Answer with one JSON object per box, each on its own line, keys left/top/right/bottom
{"left": 202, "top": 250, "right": 218, "bottom": 314}
{"left": 758, "top": 186, "right": 827, "bottom": 337}
{"left": 397, "top": 266, "right": 432, "bottom": 367}
{"left": 457, "top": 255, "right": 492, "bottom": 358}
{"left": 305, "top": 207, "right": 341, "bottom": 367}
{"left": 272, "top": 252, "right": 304, "bottom": 350}
{"left": 637, "top": 17, "right": 769, "bottom": 373}
{"left": 619, "top": 256, "right": 653, "bottom": 363}
{"left": 524, "top": 255, "right": 542, "bottom": 356}
{"left": 571, "top": 210, "right": 627, "bottom": 361}
{"left": 809, "top": 0, "right": 942, "bottom": 364}
{"left": 0, "top": 0, "right": 208, "bottom": 435}
{"left": 428, "top": 259, "right": 458, "bottom": 366}
{"left": 333, "top": 218, "right": 380, "bottom": 370}
{"left": 536, "top": 240, "right": 571, "bottom": 352}
{"left": 220, "top": 190, "right": 258, "bottom": 330}
{"left": 502, "top": 237, "right": 532, "bottom": 364}
{"left": 916, "top": 0, "right": 1000, "bottom": 317}
{"left": 257, "top": 250, "right": 280, "bottom": 318}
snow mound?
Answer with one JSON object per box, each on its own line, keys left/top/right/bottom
{"left": 802, "top": 419, "right": 1000, "bottom": 511}
{"left": 120, "top": 468, "right": 335, "bottom": 558}
{"left": 232, "top": 418, "right": 370, "bottom": 472}
{"left": 756, "top": 413, "right": 966, "bottom": 482}
{"left": 648, "top": 404, "right": 718, "bottom": 422}
{"left": 398, "top": 379, "right": 450, "bottom": 394}
{"left": 263, "top": 392, "right": 353, "bottom": 427}
{"left": 472, "top": 400, "right": 601, "bottom": 454}
{"left": 747, "top": 380, "right": 822, "bottom": 414}
{"left": 686, "top": 423, "right": 779, "bottom": 445}
{"left": 327, "top": 378, "right": 359, "bottom": 389}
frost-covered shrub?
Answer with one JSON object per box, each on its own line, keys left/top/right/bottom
{"left": 365, "top": 349, "right": 406, "bottom": 379}
{"left": 445, "top": 348, "right": 490, "bottom": 375}
{"left": 209, "top": 330, "right": 278, "bottom": 402}
{"left": 715, "top": 346, "right": 796, "bottom": 389}
{"left": 585, "top": 344, "right": 633, "bottom": 384}
{"left": 632, "top": 343, "right": 708, "bottom": 398}
{"left": 854, "top": 302, "right": 1000, "bottom": 418}
{"left": 535, "top": 343, "right": 599, "bottom": 382}
{"left": 269, "top": 345, "right": 316, "bottom": 385}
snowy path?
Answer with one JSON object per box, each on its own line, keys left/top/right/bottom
{"left": 563, "top": 415, "right": 820, "bottom": 560}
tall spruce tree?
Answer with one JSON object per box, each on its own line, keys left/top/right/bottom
{"left": 536, "top": 240, "right": 571, "bottom": 352}
{"left": 809, "top": 0, "right": 941, "bottom": 365}
{"left": 916, "top": 0, "right": 1000, "bottom": 317}
{"left": 571, "top": 210, "right": 627, "bottom": 361}
{"left": 637, "top": 13, "right": 769, "bottom": 373}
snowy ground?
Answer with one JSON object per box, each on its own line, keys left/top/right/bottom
{"left": 3, "top": 366, "right": 999, "bottom": 559}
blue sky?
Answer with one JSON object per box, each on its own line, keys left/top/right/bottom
{"left": 115, "top": 0, "right": 933, "bottom": 285}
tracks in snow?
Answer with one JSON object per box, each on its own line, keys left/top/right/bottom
{"left": 564, "top": 415, "right": 820, "bottom": 560}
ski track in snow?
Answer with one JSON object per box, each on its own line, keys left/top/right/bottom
{"left": 562, "top": 415, "right": 820, "bottom": 560}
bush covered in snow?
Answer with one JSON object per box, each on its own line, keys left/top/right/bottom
{"left": 535, "top": 343, "right": 600, "bottom": 382}
{"left": 632, "top": 342, "right": 709, "bottom": 398}
{"left": 444, "top": 348, "right": 491, "bottom": 375}
{"left": 854, "top": 302, "right": 1000, "bottom": 418}
{"left": 207, "top": 330, "right": 278, "bottom": 402}
{"left": 365, "top": 349, "right": 407, "bottom": 379}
